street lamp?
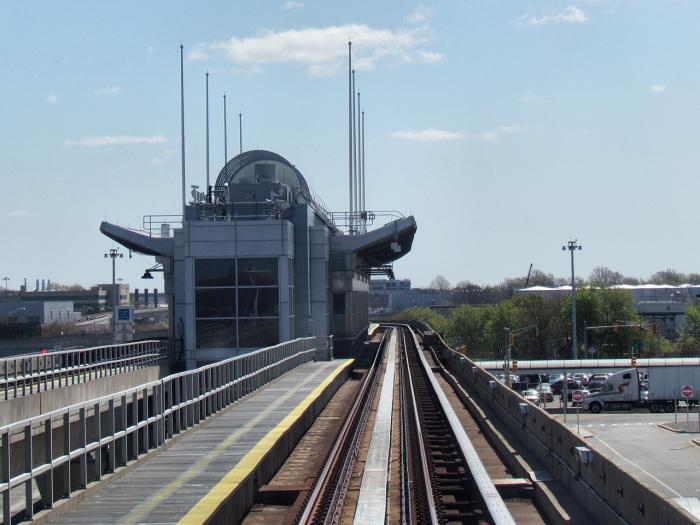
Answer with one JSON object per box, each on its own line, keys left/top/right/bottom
{"left": 104, "top": 248, "right": 124, "bottom": 342}
{"left": 2, "top": 276, "right": 8, "bottom": 325}
{"left": 562, "top": 240, "right": 583, "bottom": 359}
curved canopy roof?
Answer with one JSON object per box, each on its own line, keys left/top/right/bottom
{"left": 214, "top": 150, "right": 309, "bottom": 192}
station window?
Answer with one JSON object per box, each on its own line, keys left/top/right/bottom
{"left": 195, "top": 257, "right": 280, "bottom": 349}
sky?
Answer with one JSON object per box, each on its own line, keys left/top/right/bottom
{"left": 1, "top": 0, "right": 699, "bottom": 291}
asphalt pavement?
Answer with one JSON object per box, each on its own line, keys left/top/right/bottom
{"left": 553, "top": 410, "right": 700, "bottom": 518}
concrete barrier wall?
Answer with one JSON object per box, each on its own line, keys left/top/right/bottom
{"left": 438, "top": 346, "right": 700, "bottom": 525}
{"left": 0, "top": 365, "right": 169, "bottom": 427}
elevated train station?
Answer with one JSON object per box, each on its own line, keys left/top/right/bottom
{"left": 101, "top": 149, "right": 417, "bottom": 368}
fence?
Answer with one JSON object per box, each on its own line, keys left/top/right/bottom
{"left": 0, "top": 336, "right": 321, "bottom": 523}
{"left": 0, "top": 340, "right": 170, "bottom": 401}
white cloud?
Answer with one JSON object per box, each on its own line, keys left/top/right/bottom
{"left": 406, "top": 5, "right": 433, "bottom": 25}
{"left": 7, "top": 210, "right": 30, "bottom": 217}
{"left": 415, "top": 51, "right": 445, "bottom": 64}
{"left": 521, "top": 91, "right": 542, "bottom": 103}
{"left": 186, "top": 46, "right": 209, "bottom": 61}
{"left": 149, "top": 157, "right": 167, "bottom": 165}
{"left": 481, "top": 124, "right": 526, "bottom": 142}
{"left": 649, "top": 84, "right": 666, "bottom": 93}
{"left": 95, "top": 86, "right": 121, "bottom": 96}
{"left": 47, "top": 94, "right": 58, "bottom": 104}
{"left": 524, "top": 6, "right": 588, "bottom": 25}
{"left": 391, "top": 129, "right": 464, "bottom": 142}
{"left": 282, "top": 1, "right": 304, "bottom": 9}
{"left": 164, "top": 148, "right": 178, "bottom": 155}
{"left": 196, "top": 20, "right": 442, "bottom": 75}
{"left": 64, "top": 134, "right": 167, "bottom": 147}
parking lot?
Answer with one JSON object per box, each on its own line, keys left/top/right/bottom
{"left": 552, "top": 410, "right": 700, "bottom": 517}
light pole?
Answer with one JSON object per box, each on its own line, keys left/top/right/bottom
{"left": 2, "top": 277, "right": 9, "bottom": 326}
{"left": 104, "top": 248, "right": 123, "bottom": 342}
{"left": 562, "top": 240, "right": 582, "bottom": 359}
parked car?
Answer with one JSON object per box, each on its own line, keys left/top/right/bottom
{"left": 536, "top": 383, "right": 554, "bottom": 403}
{"left": 511, "top": 381, "right": 528, "bottom": 393}
{"left": 549, "top": 379, "right": 582, "bottom": 396}
{"left": 522, "top": 389, "right": 540, "bottom": 405}
{"left": 571, "top": 373, "right": 590, "bottom": 385}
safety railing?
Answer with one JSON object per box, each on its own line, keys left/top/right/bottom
{"left": 0, "top": 341, "right": 170, "bottom": 401}
{"left": 0, "top": 336, "right": 320, "bottom": 523}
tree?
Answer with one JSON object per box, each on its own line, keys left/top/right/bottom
{"left": 648, "top": 268, "right": 687, "bottom": 285}
{"left": 446, "top": 305, "right": 494, "bottom": 357}
{"left": 392, "top": 307, "right": 448, "bottom": 334}
{"left": 429, "top": 275, "right": 451, "bottom": 291}
{"left": 588, "top": 266, "right": 624, "bottom": 287}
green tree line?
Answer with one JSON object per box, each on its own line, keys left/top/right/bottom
{"left": 392, "top": 289, "right": 692, "bottom": 359}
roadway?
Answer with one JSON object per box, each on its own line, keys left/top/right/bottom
{"left": 555, "top": 411, "right": 700, "bottom": 518}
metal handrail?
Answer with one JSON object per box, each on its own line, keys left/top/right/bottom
{"left": 0, "top": 341, "right": 170, "bottom": 401}
{"left": 0, "top": 336, "right": 323, "bottom": 523}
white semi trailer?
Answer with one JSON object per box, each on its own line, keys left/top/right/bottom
{"left": 583, "top": 367, "right": 700, "bottom": 413}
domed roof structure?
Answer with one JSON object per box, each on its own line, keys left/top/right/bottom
{"left": 214, "top": 150, "right": 309, "bottom": 193}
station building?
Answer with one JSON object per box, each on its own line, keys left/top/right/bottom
{"left": 101, "top": 150, "right": 416, "bottom": 368}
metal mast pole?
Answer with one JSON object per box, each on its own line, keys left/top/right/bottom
{"left": 563, "top": 240, "right": 582, "bottom": 360}
{"left": 348, "top": 42, "right": 353, "bottom": 233}
{"left": 352, "top": 70, "right": 357, "bottom": 233}
{"left": 180, "top": 45, "right": 186, "bottom": 216}
{"left": 357, "top": 91, "right": 361, "bottom": 231}
{"left": 2, "top": 277, "right": 8, "bottom": 325}
{"left": 223, "top": 94, "right": 228, "bottom": 164}
{"left": 239, "top": 113, "right": 242, "bottom": 154}
{"left": 361, "top": 109, "right": 365, "bottom": 232}
{"left": 205, "top": 71, "right": 210, "bottom": 190}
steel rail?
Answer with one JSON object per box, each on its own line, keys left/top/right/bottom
{"left": 404, "top": 325, "right": 516, "bottom": 525}
{"left": 296, "top": 329, "right": 388, "bottom": 525}
{"left": 400, "top": 327, "right": 440, "bottom": 524}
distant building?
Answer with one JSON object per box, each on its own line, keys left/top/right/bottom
{"left": 93, "top": 283, "right": 130, "bottom": 308}
{"left": 1, "top": 300, "right": 79, "bottom": 324}
{"left": 19, "top": 289, "right": 107, "bottom": 312}
{"left": 369, "top": 279, "right": 450, "bottom": 315}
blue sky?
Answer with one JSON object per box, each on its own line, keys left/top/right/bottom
{"left": 1, "top": 1, "right": 699, "bottom": 291}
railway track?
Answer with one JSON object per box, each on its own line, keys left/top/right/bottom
{"left": 293, "top": 325, "right": 515, "bottom": 525}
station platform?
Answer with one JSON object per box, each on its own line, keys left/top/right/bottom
{"left": 42, "top": 358, "right": 353, "bottom": 525}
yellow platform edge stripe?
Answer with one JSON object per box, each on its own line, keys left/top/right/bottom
{"left": 178, "top": 358, "right": 354, "bottom": 525}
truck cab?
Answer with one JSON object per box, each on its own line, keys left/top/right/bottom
{"left": 583, "top": 369, "right": 640, "bottom": 413}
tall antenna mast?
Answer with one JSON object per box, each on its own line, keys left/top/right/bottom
{"left": 239, "top": 113, "right": 243, "bottom": 154}
{"left": 357, "top": 91, "right": 361, "bottom": 230}
{"left": 348, "top": 41, "right": 353, "bottom": 233}
{"left": 205, "top": 71, "right": 210, "bottom": 190}
{"left": 180, "top": 44, "right": 186, "bottom": 216}
{"left": 352, "top": 69, "right": 357, "bottom": 232}
{"left": 361, "top": 109, "right": 366, "bottom": 232}
{"left": 223, "top": 93, "right": 228, "bottom": 165}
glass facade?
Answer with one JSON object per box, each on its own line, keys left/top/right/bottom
{"left": 195, "top": 257, "right": 289, "bottom": 349}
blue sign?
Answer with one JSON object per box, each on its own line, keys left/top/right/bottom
{"left": 117, "top": 308, "right": 131, "bottom": 321}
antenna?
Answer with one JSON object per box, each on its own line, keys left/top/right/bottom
{"left": 205, "top": 71, "right": 210, "bottom": 190}
{"left": 361, "top": 109, "right": 366, "bottom": 232}
{"left": 239, "top": 112, "right": 243, "bottom": 154}
{"left": 180, "top": 44, "right": 186, "bottom": 216}
{"left": 357, "top": 91, "right": 361, "bottom": 230}
{"left": 352, "top": 69, "right": 357, "bottom": 232}
{"left": 223, "top": 93, "right": 228, "bottom": 165}
{"left": 348, "top": 41, "right": 353, "bottom": 233}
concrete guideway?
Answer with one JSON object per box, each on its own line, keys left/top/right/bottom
{"left": 42, "top": 359, "right": 352, "bottom": 525}
{"left": 353, "top": 327, "right": 396, "bottom": 524}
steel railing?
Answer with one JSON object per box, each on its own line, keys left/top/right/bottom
{"left": 0, "top": 336, "right": 321, "bottom": 523}
{"left": 0, "top": 341, "right": 170, "bottom": 401}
